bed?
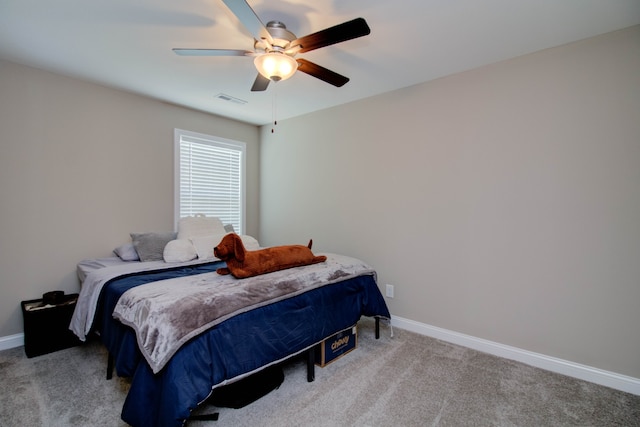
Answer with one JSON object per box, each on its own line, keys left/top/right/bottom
{"left": 70, "top": 235, "right": 390, "bottom": 427}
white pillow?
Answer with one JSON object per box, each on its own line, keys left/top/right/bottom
{"left": 189, "top": 234, "right": 261, "bottom": 260}
{"left": 191, "top": 233, "right": 227, "bottom": 260}
{"left": 163, "top": 239, "right": 198, "bottom": 263}
{"left": 113, "top": 243, "right": 140, "bottom": 261}
{"left": 239, "top": 235, "right": 260, "bottom": 251}
{"left": 177, "top": 214, "right": 226, "bottom": 240}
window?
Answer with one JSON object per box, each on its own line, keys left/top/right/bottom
{"left": 174, "top": 129, "right": 246, "bottom": 234}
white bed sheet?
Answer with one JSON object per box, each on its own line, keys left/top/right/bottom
{"left": 77, "top": 257, "right": 133, "bottom": 282}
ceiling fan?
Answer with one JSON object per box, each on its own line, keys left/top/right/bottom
{"left": 173, "top": 0, "right": 371, "bottom": 92}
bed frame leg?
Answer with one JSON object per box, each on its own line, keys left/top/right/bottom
{"left": 306, "top": 347, "right": 315, "bottom": 382}
{"left": 106, "top": 353, "right": 114, "bottom": 380}
{"left": 375, "top": 317, "right": 380, "bottom": 339}
{"left": 189, "top": 413, "right": 219, "bottom": 421}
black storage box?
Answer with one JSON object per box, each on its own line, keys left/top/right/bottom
{"left": 21, "top": 293, "right": 81, "bottom": 358}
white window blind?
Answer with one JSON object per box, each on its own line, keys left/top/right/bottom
{"left": 175, "top": 129, "right": 246, "bottom": 234}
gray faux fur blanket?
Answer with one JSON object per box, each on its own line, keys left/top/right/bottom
{"left": 112, "top": 253, "right": 376, "bottom": 373}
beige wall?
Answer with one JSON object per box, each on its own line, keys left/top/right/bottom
{"left": 259, "top": 26, "right": 640, "bottom": 378}
{"left": 0, "top": 60, "right": 259, "bottom": 337}
{"left": 2, "top": 25, "right": 638, "bottom": 380}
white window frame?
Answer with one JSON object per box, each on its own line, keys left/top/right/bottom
{"left": 174, "top": 128, "right": 246, "bottom": 234}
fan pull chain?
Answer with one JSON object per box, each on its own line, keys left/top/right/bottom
{"left": 271, "top": 90, "right": 278, "bottom": 133}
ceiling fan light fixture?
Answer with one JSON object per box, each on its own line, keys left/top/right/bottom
{"left": 254, "top": 52, "right": 298, "bottom": 82}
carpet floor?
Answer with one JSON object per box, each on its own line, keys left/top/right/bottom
{"left": 1, "top": 318, "right": 638, "bottom": 426}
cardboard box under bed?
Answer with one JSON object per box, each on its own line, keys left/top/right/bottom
{"left": 315, "top": 325, "right": 357, "bottom": 367}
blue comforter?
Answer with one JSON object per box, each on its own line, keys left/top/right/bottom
{"left": 95, "top": 262, "right": 390, "bottom": 427}
{"left": 97, "top": 261, "right": 223, "bottom": 376}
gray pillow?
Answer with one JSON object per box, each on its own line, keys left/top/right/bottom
{"left": 130, "top": 232, "right": 177, "bottom": 262}
{"left": 224, "top": 224, "right": 235, "bottom": 233}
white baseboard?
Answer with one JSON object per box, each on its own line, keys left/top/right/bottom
{"left": 3, "top": 319, "right": 638, "bottom": 395}
{"left": 0, "top": 333, "right": 24, "bottom": 352}
{"left": 391, "top": 315, "right": 640, "bottom": 396}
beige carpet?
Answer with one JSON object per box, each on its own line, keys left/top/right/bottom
{"left": 1, "top": 318, "right": 638, "bottom": 426}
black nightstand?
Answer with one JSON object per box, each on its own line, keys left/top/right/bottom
{"left": 21, "top": 293, "right": 81, "bottom": 358}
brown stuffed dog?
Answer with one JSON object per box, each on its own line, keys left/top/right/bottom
{"left": 214, "top": 233, "right": 327, "bottom": 279}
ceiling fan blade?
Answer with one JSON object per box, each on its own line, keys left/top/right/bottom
{"left": 173, "top": 48, "right": 254, "bottom": 56}
{"left": 221, "top": 0, "right": 274, "bottom": 46}
{"left": 296, "top": 58, "right": 349, "bottom": 87}
{"left": 251, "top": 73, "right": 270, "bottom": 92}
{"left": 290, "top": 17, "right": 370, "bottom": 54}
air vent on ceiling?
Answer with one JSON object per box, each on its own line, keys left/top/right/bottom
{"left": 215, "top": 93, "right": 247, "bottom": 105}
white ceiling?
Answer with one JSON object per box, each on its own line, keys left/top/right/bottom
{"left": 1, "top": 0, "right": 639, "bottom": 126}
